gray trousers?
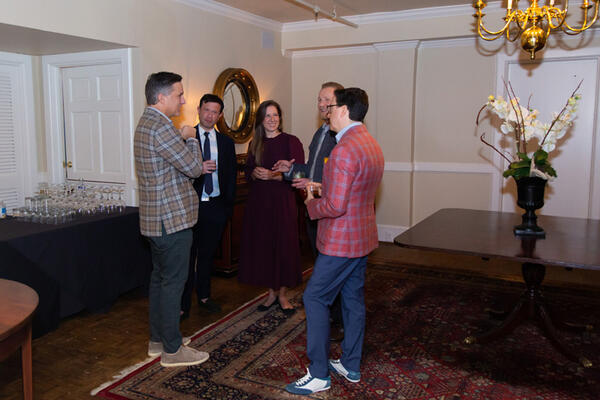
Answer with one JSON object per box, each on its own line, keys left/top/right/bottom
{"left": 147, "top": 225, "right": 192, "bottom": 353}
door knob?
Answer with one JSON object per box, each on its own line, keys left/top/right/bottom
{"left": 63, "top": 161, "right": 73, "bottom": 168}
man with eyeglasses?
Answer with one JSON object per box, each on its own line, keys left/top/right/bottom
{"left": 285, "top": 87, "right": 384, "bottom": 395}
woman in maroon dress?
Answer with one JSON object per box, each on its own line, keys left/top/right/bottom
{"left": 239, "top": 100, "right": 305, "bottom": 315}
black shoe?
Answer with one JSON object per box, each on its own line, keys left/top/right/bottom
{"left": 280, "top": 303, "right": 296, "bottom": 317}
{"left": 257, "top": 298, "right": 279, "bottom": 311}
{"left": 330, "top": 324, "right": 344, "bottom": 342}
{"left": 281, "top": 307, "right": 296, "bottom": 317}
{"left": 198, "top": 298, "right": 221, "bottom": 313}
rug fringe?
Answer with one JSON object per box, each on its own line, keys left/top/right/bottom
{"left": 90, "top": 355, "right": 156, "bottom": 396}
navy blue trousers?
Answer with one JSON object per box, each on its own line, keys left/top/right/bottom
{"left": 303, "top": 254, "right": 367, "bottom": 378}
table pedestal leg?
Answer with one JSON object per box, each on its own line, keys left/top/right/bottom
{"left": 464, "top": 262, "right": 592, "bottom": 368}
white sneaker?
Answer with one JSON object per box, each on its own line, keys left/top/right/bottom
{"left": 328, "top": 359, "right": 361, "bottom": 382}
{"left": 160, "top": 345, "right": 209, "bottom": 367}
{"left": 285, "top": 369, "right": 331, "bottom": 395}
{"left": 148, "top": 336, "right": 191, "bottom": 357}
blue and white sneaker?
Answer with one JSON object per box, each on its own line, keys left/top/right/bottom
{"left": 285, "top": 369, "right": 331, "bottom": 395}
{"left": 328, "top": 359, "right": 361, "bottom": 382}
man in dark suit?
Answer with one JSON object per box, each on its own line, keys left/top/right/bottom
{"left": 273, "top": 82, "right": 343, "bottom": 256}
{"left": 273, "top": 81, "right": 345, "bottom": 340}
{"left": 181, "top": 94, "right": 237, "bottom": 318}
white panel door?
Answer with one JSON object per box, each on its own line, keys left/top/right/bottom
{"left": 501, "top": 57, "right": 598, "bottom": 219}
{"left": 0, "top": 64, "right": 24, "bottom": 211}
{"left": 62, "top": 63, "right": 125, "bottom": 183}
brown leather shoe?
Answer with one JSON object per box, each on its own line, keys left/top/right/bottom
{"left": 330, "top": 324, "right": 344, "bottom": 342}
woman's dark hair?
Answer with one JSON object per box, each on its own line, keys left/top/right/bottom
{"left": 249, "top": 100, "right": 282, "bottom": 165}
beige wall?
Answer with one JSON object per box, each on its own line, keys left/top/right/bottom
{"left": 1, "top": 0, "right": 291, "bottom": 166}
{"left": 3, "top": 1, "right": 599, "bottom": 234}
{"left": 289, "top": 39, "right": 497, "bottom": 232}
{"left": 286, "top": 12, "right": 600, "bottom": 235}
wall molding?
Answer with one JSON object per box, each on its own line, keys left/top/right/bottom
{"left": 175, "top": 0, "right": 282, "bottom": 31}
{"left": 292, "top": 45, "right": 377, "bottom": 58}
{"left": 289, "top": 35, "right": 500, "bottom": 58}
{"left": 382, "top": 162, "right": 497, "bottom": 174}
{"left": 377, "top": 224, "right": 408, "bottom": 243}
{"left": 384, "top": 162, "right": 413, "bottom": 172}
{"left": 373, "top": 41, "right": 419, "bottom": 51}
{"left": 414, "top": 162, "right": 497, "bottom": 174}
{"left": 419, "top": 37, "right": 478, "bottom": 49}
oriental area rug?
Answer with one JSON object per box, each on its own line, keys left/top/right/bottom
{"left": 94, "top": 263, "right": 600, "bottom": 399}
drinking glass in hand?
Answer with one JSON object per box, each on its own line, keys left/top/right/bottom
{"left": 292, "top": 171, "right": 305, "bottom": 179}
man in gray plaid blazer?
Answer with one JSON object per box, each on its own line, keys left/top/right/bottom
{"left": 134, "top": 71, "right": 208, "bottom": 367}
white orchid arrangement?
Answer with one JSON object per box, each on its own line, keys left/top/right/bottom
{"left": 477, "top": 80, "right": 582, "bottom": 180}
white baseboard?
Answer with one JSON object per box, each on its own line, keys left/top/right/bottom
{"left": 377, "top": 224, "right": 408, "bottom": 243}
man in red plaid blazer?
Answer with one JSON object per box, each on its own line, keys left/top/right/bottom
{"left": 286, "top": 88, "right": 384, "bottom": 395}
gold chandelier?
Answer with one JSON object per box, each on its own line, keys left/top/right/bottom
{"left": 473, "top": 0, "right": 600, "bottom": 59}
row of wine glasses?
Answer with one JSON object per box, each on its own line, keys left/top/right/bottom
{"left": 11, "top": 181, "right": 127, "bottom": 224}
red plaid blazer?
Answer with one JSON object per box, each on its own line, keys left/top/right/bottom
{"left": 306, "top": 123, "right": 384, "bottom": 257}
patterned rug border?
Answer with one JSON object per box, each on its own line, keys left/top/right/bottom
{"left": 92, "top": 267, "right": 315, "bottom": 398}
{"left": 92, "top": 291, "right": 270, "bottom": 398}
{"left": 92, "top": 261, "right": 600, "bottom": 399}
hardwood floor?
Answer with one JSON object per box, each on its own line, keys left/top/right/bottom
{"left": 2, "top": 242, "right": 599, "bottom": 399}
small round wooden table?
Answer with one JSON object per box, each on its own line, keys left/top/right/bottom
{"left": 0, "top": 279, "right": 39, "bottom": 400}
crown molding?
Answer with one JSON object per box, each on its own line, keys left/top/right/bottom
{"left": 175, "top": 0, "right": 283, "bottom": 31}
{"left": 174, "top": 0, "right": 503, "bottom": 35}
{"left": 283, "top": 2, "right": 503, "bottom": 32}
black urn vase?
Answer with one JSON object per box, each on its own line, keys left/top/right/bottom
{"left": 513, "top": 176, "right": 547, "bottom": 237}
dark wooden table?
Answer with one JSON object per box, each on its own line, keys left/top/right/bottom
{"left": 394, "top": 208, "right": 600, "bottom": 367}
{"left": 0, "top": 279, "right": 38, "bottom": 400}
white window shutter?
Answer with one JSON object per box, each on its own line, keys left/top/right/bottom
{"left": 0, "top": 66, "right": 23, "bottom": 212}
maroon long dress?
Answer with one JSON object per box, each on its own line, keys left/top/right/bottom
{"left": 239, "top": 133, "right": 305, "bottom": 289}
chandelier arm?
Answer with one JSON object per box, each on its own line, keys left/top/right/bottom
{"left": 545, "top": 7, "right": 567, "bottom": 30}
{"left": 476, "top": 11, "right": 517, "bottom": 37}
{"left": 513, "top": 10, "right": 527, "bottom": 31}
{"left": 562, "top": 2, "right": 599, "bottom": 33}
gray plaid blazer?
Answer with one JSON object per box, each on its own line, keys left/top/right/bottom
{"left": 134, "top": 107, "right": 203, "bottom": 237}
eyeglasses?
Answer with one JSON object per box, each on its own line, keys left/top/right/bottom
{"left": 326, "top": 104, "right": 340, "bottom": 110}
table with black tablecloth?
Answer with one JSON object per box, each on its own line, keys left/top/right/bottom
{"left": 0, "top": 207, "right": 152, "bottom": 337}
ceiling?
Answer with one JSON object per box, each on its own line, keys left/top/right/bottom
{"left": 0, "top": 23, "right": 128, "bottom": 56}
{"left": 213, "top": 0, "right": 469, "bottom": 23}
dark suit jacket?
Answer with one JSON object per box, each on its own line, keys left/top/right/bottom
{"left": 292, "top": 125, "right": 336, "bottom": 183}
{"left": 192, "top": 125, "right": 237, "bottom": 218}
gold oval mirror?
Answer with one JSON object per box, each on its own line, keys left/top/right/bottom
{"left": 213, "top": 68, "right": 259, "bottom": 143}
